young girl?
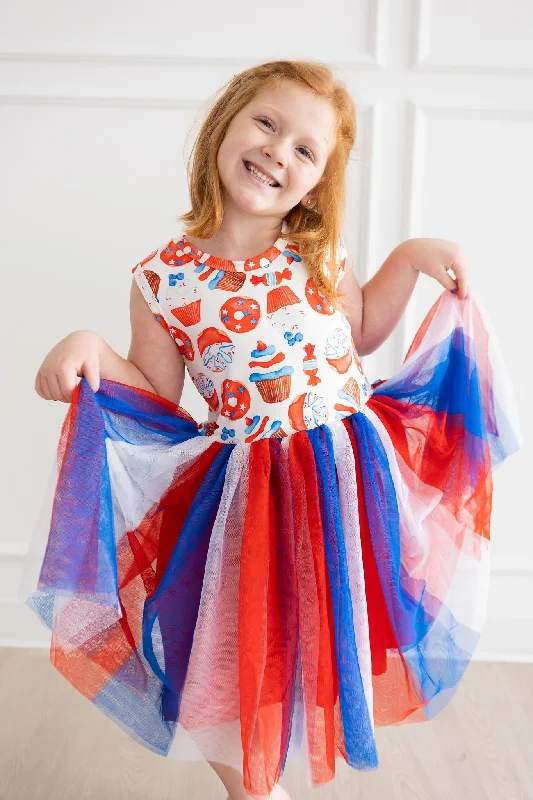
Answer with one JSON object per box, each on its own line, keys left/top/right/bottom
{"left": 21, "top": 60, "right": 520, "bottom": 800}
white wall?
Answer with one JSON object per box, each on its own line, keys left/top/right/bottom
{"left": 1, "top": 0, "right": 531, "bottom": 658}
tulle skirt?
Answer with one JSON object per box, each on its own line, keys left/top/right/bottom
{"left": 19, "top": 289, "right": 520, "bottom": 797}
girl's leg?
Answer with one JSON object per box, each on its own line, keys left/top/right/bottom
{"left": 207, "top": 761, "right": 292, "bottom": 800}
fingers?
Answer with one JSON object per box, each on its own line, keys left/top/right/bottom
{"left": 81, "top": 358, "right": 100, "bottom": 394}
{"left": 35, "top": 367, "right": 78, "bottom": 402}
{"left": 442, "top": 267, "right": 458, "bottom": 292}
{"left": 57, "top": 371, "right": 80, "bottom": 403}
{"left": 40, "top": 375, "right": 54, "bottom": 401}
{"left": 35, "top": 371, "right": 48, "bottom": 400}
{"left": 48, "top": 373, "right": 71, "bottom": 403}
{"left": 447, "top": 258, "right": 469, "bottom": 299}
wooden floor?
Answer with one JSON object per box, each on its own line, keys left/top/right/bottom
{"left": 1, "top": 649, "right": 531, "bottom": 800}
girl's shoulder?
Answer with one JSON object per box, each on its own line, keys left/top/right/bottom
{"left": 130, "top": 237, "right": 187, "bottom": 330}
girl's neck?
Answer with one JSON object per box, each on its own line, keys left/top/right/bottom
{"left": 185, "top": 219, "right": 286, "bottom": 261}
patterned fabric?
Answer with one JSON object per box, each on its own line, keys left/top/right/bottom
{"left": 132, "top": 220, "right": 372, "bottom": 443}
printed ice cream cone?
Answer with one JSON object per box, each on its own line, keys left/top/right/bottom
{"left": 324, "top": 328, "right": 352, "bottom": 374}
{"left": 288, "top": 391, "right": 329, "bottom": 431}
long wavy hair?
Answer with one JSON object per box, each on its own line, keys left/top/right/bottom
{"left": 178, "top": 59, "right": 357, "bottom": 311}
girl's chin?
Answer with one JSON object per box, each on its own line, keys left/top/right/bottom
{"left": 229, "top": 187, "right": 282, "bottom": 211}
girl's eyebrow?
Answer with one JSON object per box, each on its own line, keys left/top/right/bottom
{"left": 258, "top": 103, "right": 329, "bottom": 149}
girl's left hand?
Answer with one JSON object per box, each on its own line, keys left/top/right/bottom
{"left": 400, "top": 238, "right": 469, "bottom": 300}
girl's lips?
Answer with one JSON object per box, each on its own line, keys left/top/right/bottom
{"left": 243, "top": 160, "right": 281, "bottom": 188}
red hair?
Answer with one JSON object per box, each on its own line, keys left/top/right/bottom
{"left": 178, "top": 59, "right": 357, "bottom": 311}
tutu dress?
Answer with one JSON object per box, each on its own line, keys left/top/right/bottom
{"left": 19, "top": 220, "right": 521, "bottom": 797}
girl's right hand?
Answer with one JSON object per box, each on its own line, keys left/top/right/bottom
{"left": 35, "top": 330, "right": 102, "bottom": 403}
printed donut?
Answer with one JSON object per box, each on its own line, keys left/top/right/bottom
{"left": 220, "top": 379, "right": 251, "bottom": 421}
{"left": 159, "top": 239, "right": 196, "bottom": 268}
{"left": 169, "top": 327, "right": 195, "bottom": 361}
{"left": 152, "top": 310, "right": 170, "bottom": 332}
{"left": 220, "top": 296, "right": 261, "bottom": 333}
{"left": 304, "top": 277, "right": 335, "bottom": 315}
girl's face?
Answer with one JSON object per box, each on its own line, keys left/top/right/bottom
{"left": 217, "top": 80, "right": 337, "bottom": 220}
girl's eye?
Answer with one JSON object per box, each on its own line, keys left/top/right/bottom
{"left": 297, "top": 145, "right": 313, "bottom": 159}
{"left": 256, "top": 118, "right": 314, "bottom": 160}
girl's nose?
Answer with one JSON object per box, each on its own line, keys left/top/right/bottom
{"left": 262, "top": 143, "right": 287, "bottom": 169}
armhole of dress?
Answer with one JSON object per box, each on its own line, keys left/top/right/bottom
{"left": 132, "top": 250, "right": 173, "bottom": 332}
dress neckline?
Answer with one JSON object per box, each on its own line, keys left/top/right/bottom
{"left": 179, "top": 220, "right": 290, "bottom": 273}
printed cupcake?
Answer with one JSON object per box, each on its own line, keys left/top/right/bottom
{"left": 266, "top": 285, "right": 307, "bottom": 339}
{"left": 288, "top": 392, "right": 329, "bottom": 431}
{"left": 195, "top": 263, "right": 247, "bottom": 292}
{"left": 166, "top": 270, "right": 201, "bottom": 327}
{"left": 324, "top": 328, "right": 352, "bottom": 374}
{"left": 142, "top": 269, "right": 161, "bottom": 297}
{"left": 216, "top": 271, "right": 247, "bottom": 291}
{"left": 248, "top": 339, "right": 293, "bottom": 403}
{"left": 197, "top": 327, "right": 236, "bottom": 373}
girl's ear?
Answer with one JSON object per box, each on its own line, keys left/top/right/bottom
{"left": 301, "top": 195, "right": 318, "bottom": 211}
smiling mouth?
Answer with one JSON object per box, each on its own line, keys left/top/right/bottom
{"left": 243, "top": 160, "right": 281, "bottom": 188}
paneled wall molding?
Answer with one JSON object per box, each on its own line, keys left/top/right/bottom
{"left": 0, "top": 1, "right": 387, "bottom": 71}
{"left": 0, "top": 94, "right": 201, "bottom": 109}
{"left": 400, "top": 101, "right": 533, "bottom": 358}
{"left": 0, "top": 541, "right": 28, "bottom": 558}
{"left": 405, "top": 103, "right": 533, "bottom": 238}
{"left": 0, "top": 52, "right": 380, "bottom": 69}
{"left": 404, "top": 102, "right": 533, "bottom": 244}
{"left": 344, "top": 103, "right": 382, "bottom": 288}
{"left": 365, "top": 0, "right": 387, "bottom": 71}
{"left": 411, "top": 0, "right": 533, "bottom": 76}
{"left": 355, "top": 103, "right": 382, "bottom": 285}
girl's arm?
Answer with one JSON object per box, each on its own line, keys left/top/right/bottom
{"left": 126, "top": 280, "right": 186, "bottom": 406}
{"left": 97, "top": 281, "right": 186, "bottom": 404}
{"left": 339, "top": 243, "right": 419, "bottom": 357}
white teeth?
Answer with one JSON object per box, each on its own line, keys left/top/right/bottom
{"left": 245, "top": 161, "right": 278, "bottom": 186}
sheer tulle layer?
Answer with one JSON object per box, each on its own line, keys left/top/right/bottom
{"left": 19, "top": 290, "right": 520, "bottom": 796}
